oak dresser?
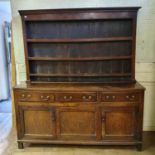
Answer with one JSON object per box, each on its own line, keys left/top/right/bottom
{"left": 13, "top": 7, "right": 145, "bottom": 150}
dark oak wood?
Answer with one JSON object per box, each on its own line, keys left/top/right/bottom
{"left": 27, "top": 37, "right": 132, "bottom": 43}
{"left": 56, "top": 107, "right": 99, "bottom": 140}
{"left": 14, "top": 82, "right": 145, "bottom": 150}
{"left": 19, "top": 106, "right": 56, "bottom": 139}
{"left": 19, "top": 7, "right": 139, "bottom": 84}
{"left": 19, "top": 7, "right": 140, "bottom": 21}
{"left": 29, "top": 73, "right": 132, "bottom": 77}
{"left": 28, "top": 56, "right": 132, "bottom": 61}
{"left": 14, "top": 7, "right": 145, "bottom": 151}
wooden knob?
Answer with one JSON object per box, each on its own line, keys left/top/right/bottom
{"left": 21, "top": 94, "right": 25, "bottom": 98}
{"left": 132, "top": 95, "right": 135, "bottom": 98}
{"left": 126, "top": 95, "right": 129, "bottom": 99}
{"left": 27, "top": 94, "right": 31, "bottom": 98}
{"left": 106, "top": 96, "right": 110, "bottom": 99}
{"left": 82, "top": 96, "right": 86, "bottom": 99}
{"left": 88, "top": 96, "right": 92, "bottom": 99}
{"left": 112, "top": 96, "right": 116, "bottom": 99}
{"left": 46, "top": 96, "right": 50, "bottom": 99}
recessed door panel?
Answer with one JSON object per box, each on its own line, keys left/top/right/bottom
{"left": 19, "top": 106, "right": 56, "bottom": 139}
{"left": 57, "top": 107, "right": 100, "bottom": 140}
{"left": 102, "top": 108, "right": 137, "bottom": 140}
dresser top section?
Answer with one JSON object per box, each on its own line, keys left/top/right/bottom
{"left": 19, "top": 7, "right": 141, "bottom": 15}
{"left": 19, "top": 7, "right": 141, "bottom": 84}
{"left": 14, "top": 82, "right": 145, "bottom": 91}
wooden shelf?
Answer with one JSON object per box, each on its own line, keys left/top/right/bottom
{"left": 29, "top": 73, "right": 131, "bottom": 77}
{"left": 29, "top": 80, "right": 135, "bottom": 84}
{"left": 27, "top": 37, "right": 132, "bottom": 43}
{"left": 28, "top": 56, "right": 131, "bottom": 61}
{"left": 23, "top": 9, "right": 136, "bottom": 84}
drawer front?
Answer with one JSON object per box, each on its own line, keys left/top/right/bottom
{"left": 55, "top": 92, "right": 97, "bottom": 102}
{"left": 101, "top": 92, "right": 140, "bottom": 102}
{"left": 16, "top": 91, "right": 54, "bottom": 102}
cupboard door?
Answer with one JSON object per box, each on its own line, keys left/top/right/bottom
{"left": 19, "top": 106, "right": 56, "bottom": 139}
{"left": 102, "top": 107, "right": 137, "bottom": 140}
{"left": 57, "top": 107, "right": 100, "bottom": 140}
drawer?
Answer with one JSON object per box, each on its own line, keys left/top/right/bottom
{"left": 101, "top": 92, "right": 140, "bottom": 102}
{"left": 16, "top": 91, "right": 54, "bottom": 102}
{"left": 55, "top": 92, "right": 97, "bottom": 102}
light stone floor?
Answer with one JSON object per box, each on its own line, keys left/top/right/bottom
{"left": 0, "top": 113, "right": 155, "bottom": 155}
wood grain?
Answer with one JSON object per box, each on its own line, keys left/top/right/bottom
{"left": 13, "top": 8, "right": 145, "bottom": 151}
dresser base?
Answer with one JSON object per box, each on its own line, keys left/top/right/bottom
{"left": 14, "top": 82, "right": 145, "bottom": 151}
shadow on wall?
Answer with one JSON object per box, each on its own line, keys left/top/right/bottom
{"left": 0, "top": 98, "right": 12, "bottom": 113}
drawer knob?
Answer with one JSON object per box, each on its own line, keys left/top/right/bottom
{"left": 130, "top": 95, "right": 135, "bottom": 101}
{"left": 27, "top": 94, "right": 31, "bottom": 98}
{"left": 126, "top": 95, "right": 129, "bottom": 99}
{"left": 83, "top": 96, "right": 86, "bottom": 100}
{"left": 21, "top": 94, "right": 25, "bottom": 98}
{"left": 88, "top": 96, "right": 92, "bottom": 99}
{"left": 106, "top": 96, "right": 110, "bottom": 99}
{"left": 112, "top": 96, "right": 116, "bottom": 99}
{"left": 132, "top": 95, "right": 135, "bottom": 98}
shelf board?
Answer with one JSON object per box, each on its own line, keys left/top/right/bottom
{"left": 29, "top": 73, "right": 131, "bottom": 77}
{"left": 28, "top": 56, "right": 131, "bottom": 61}
{"left": 30, "top": 80, "right": 134, "bottom": 84}
{"left": 27, "top": 37, "right": 132, "bottom": 43}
